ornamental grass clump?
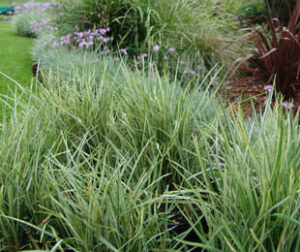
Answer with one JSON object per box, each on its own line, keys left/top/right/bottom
{"left": 0, "top": 60, "right": 299, "bottom": 250}
{"left": 224, "top": 2, "right": 300, "bottom": 112}
{"left": 175, "top": 104, "right": 300, "bottom": 251}
{"left": 0, "top": 60, "right": 218, "bottom": 250}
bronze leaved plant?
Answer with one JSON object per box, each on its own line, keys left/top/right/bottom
{"left": 224, "top": 0, "right": 300, "bottom": 112}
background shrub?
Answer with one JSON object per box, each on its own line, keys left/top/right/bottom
{"left": 12, "top": 0, "right": 59, "bottom": 38}
{"left": 12, "top": 10, "right": 43, "bottom": 37}
{"left": 223, "top": 2, "right": 300, "bottom": 113}
{"left": 224, "top": 0, "right": 298, "bottom": 25}
{"left": 55, "top": 0, "right": 243, "bottom": 73}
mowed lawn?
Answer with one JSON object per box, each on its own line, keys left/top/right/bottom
{"left": 0, "top": 22, "right": 33, "bottom": 94}
{"left": 0, "top": 1, "right": 27, "bottom": 7}
{"left": 0, "top": 1, "right": 11, "bottom": 7}
{"left": 0, "top": 21, "right": 33, "bottom": 118}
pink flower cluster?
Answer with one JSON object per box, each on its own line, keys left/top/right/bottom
{"left": 50, "top": 27, "right": 114, "bottom": 51}
{"left": 14, "top": 0, "right": 58, "bottom": 14}
{"left": 183, "top": 65, "right": 203, "bottom": 76}
{"left": 264, "top": 85, "right": 272, "bottom": 93}
{"left": 183, "top": 69, "right": 196, "bottom": 75}
{"left": 30, "top": 19, "right": 58, "bottom": 34}
{"left": 282, "top": 102, "right": 294, "bottom": 109}
{"left": 30, "top": 18, "right": 50, "bottom": 33}
{"left": 74, "top": 27, "right": 112, "bottom": 49}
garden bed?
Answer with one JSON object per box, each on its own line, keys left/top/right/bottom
{"left": 0, "top": 1, "right": 299, "bottom": 251}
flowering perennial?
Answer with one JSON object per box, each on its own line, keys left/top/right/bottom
{"left": 14, "top": 0, "right": 59, "bottom": 14}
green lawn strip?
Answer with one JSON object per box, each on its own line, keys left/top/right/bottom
{"left": 0, "top": 15, "right": 10, "bottom": 20}
{"left": 0, "top": 1, "right": 11, "bottom": 7}
{"left": 0, "top": 1, "right": 27, "bottom": 7}
{"left": 0, "top": 0, "right": 49, "bottom": 7}
{"left": 0, "top": 22, "right": 33, "bottom": 118}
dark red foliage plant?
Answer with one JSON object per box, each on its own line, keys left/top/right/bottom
{"left": 223, "top": 0, "right": 300, "bottom": 114}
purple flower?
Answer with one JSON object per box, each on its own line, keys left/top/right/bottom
{"left": 264, "top": 85, "right": 272, "bottom": 93}
{"left": 113, "top": 56, "right": 120, "bottom": 61}
{"left": 74, "top": 27, "right": 111, "bottom": 49}
{"left": 91, "top": 59, "right": 99, "bottom": 63}
{"left": 96, "top": 33, "right": 112, "bottom": 43}
{"left": 14, "top": 6, "right": 21, "bottom": 12}
{"left": 99, "top": 28, "right": 108, "bottom": 35}
{"left": 184, "top": 69, "right": 196, "bottom": 75}
{"left": 43, "top": 2, "right": 51, "bottom": 9}
{"left": 163, "top": 56, "right": 169, "bottom": 61}
{"left": 75, "top": 32, "right": 84, "bottom": 38}
{"left": 101, "top": 46, "right": 111, "bottom": 55}
{"left": 153, "top": 45, "right": 160, "bottom": 52}
{"left": 30, "top": 21, "right": 42, "bottom": 33}
{"left": 168, "top": 47, "right": 175, "bottom": 53}
{"left": 79, "top": 40, "right": 88, "bottom": 48}
{"left": 282, "top": 102, "right": 294, "bottom": 109}
{"left": 264, "top": 99, "right": 272, "bottom": 106}
{"left": 18, "top": 0, "right": 55, "bottom": 13}
{"left": 101, "top": 37, "right": 111, "bottom": 43}
{"left": 41, "top": 18, "right": 49, "bottom": 24}
{"left": 60, "top": 34, "right": 72, "bottom": 45}
{"left": 51, "top": 42, "right": 58, "bottom": 49}
{"left": 137, "top": 53, "right": 147, "bottom": 60}
{"left": 120, "top": 48, "right": 127, "bottom": 55}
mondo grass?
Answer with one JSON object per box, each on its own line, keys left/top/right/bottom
{"left": 0, "top": 60, "right": 218, "bottom": 250}
{"left": 177, "top": 104, "right": 300, "bottom": 251}
{"left": 0, "top": 60, "right": 299, "bottom": 251}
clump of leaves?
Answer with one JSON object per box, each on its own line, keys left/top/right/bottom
{"left": 224, "top": 1, "right": 300, "bottom": 110}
